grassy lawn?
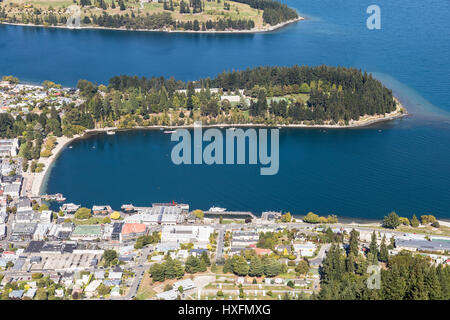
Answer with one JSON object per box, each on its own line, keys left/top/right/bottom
{"left": 397, "top": 224, "right": 450, "bottom": 237}
{"left": 135, "top": 271, "right": 156, "bottom": 300}
{"left": 73, "top": 217, "right": 105, "bottom": 225}
{"left": 1, "top": 0, "right": 264, "bottom": 27}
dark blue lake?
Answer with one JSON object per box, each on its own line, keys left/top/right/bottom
{"left": 1, "top": 0, "right": 449, "bottom": 219}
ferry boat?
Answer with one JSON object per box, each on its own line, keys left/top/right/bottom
{"left": 209, "top": 206, "right": 226, "bottom": 212}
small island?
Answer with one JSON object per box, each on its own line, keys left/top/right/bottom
{"left": 0, "top": 0, "right": 302, "bottom": 32}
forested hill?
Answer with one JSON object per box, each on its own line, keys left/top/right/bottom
{"left": 108, "top": 65, "right": 398, "bottom": 123}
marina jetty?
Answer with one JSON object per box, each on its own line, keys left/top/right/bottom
{"left": 203, "top": 210, "right": 256, "bottom": 220}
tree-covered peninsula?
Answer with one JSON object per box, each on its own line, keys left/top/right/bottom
{"left": 0, "top": 65, "right": 405, "bottom": 143}
{"left": 0, "top": 0, "right": 300, "bottom": 31}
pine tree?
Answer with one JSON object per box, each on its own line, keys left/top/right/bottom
{"left": 369, "top": 231, "right": 379, "bottom": 263}
{"left": 348, "top": 229, "right": 359, "bottom": 256}
{"left": 379, "top": 235, "right": 389, "bottom": 263}
{"left": 249, "top": 256, "right": 264, "bottom": 277}
{"left": 411, "top": 214, "right": 420, "bottom": 227}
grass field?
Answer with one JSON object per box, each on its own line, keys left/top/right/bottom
{"left": 135, "top": 270, "right": 157, "bottom": 300}
{"left": 0, "top": 0, "right": 265, "bottom": 28}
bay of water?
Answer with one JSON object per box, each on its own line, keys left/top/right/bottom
{"left": 1, "top": 0, "right": 449, "bottom": 219}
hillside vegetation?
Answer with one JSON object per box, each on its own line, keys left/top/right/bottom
{"left": 0, "top": 0, "right": 299, "bottom": 31}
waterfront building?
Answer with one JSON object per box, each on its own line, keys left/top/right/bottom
{"left": 125, "top": 205, "right": 184, "bottom": 225}
{"left": 61, "top": 203, "right": 80, "bottom": 214}
{"left": 261, "top": 211, "right": 282, "bottom": 221}
{"left": 0, "top": 138, "right": 19, "bottom": 157}
{"left": 92, "top": 205, "right": 113, "bottom": 215}
{"left": 203, "top": 211, "right": 255, "bottom": 221}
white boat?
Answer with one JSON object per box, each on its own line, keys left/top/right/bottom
{"left": 106, "top": 130, "right": 116, "bottom": 135}
{"left": 164, "top": 130, "right": 176, "bottom": 134}
{"left": 209, "top": 206, "right": 226, "bottom": 212}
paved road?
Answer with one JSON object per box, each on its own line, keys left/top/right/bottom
{"left": 215, "top": 227, "right": 225, "bottom": 262}
{"left": 118, "top": 246, "right": 152, "bottom": 300}
{"left": 309, "top": 243, "right": 331, "bottom": 266}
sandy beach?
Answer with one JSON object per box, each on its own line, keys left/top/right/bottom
{"left": 25, "top": 135, "right": 79, "bottom": 197}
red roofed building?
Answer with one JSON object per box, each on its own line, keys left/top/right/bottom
{"left": 254, "top": 248, "right": 272, "bottom": 255}
{"left": 120, "top": 223, "right": 147, "bottom": 242}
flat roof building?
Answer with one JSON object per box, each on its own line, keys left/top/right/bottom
{"left": 120, "top": 223, "right": 147, "bottom": 242}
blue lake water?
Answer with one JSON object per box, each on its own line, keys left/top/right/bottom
{"left": 1, "top": 0, "right": 450, "bottom": 219}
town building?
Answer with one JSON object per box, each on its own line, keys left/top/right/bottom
{"left": 293, "top": 242, "right": 316, "bottom": 257}
{"left": 161, "top": 225, "right": 213, "bottom": 244}
{"left": 11, "top": 223, "right": 37, "bottom": 241}
{"left": 120, "top": 223, "right": 147, "bottom": 242}
{"left": 0, "top": 138, "right": 19, "bottom": 157}
{"left": 92, "top": 205, "right": 113, "bottom": 215}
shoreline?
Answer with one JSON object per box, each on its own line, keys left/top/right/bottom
{"left": 26, "top": 135, "right": 81, "bottom": 197}
{"left": 0, "top": 16, "right": 304, "bottom": 34}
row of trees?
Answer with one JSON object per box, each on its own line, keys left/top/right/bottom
{"left": 303, "top": 212, "right": 339, "bottom": 224}
{"left": 176, "top": 18, "right": 255, "bottom": 31}
{"left": 382, "top": 211, "right": 438, "bottom": 229}
{"left": 134, "top": 232, "right": 160, "bottom": 249}
{"left": 223, "top": 254, "right": 285, "bottom": 277}
{"left": 319, "top": 241, "right": 450, "bottom": 300}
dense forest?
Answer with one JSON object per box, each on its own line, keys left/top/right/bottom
{"left": 317, "top": 230, "right": 450, "bottom": 300}
{"left": 232, "top": 0, "right": 298, "bottom": 25}
{"left": 106, "top": 65, "right": 398, "bottom": 125}
{"left": 0, "top": 0, "right": 298, "bottom": 31}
